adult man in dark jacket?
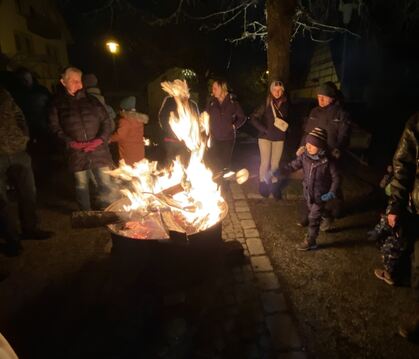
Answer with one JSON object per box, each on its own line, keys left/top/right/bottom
{"left": 299, "top": 83, "right": 351, "bottom": 159}
{"left": 387, "top": 113, "right": 419, "bottom": 341}
{"left": 49, "top": 67, "right": 115, "bottom": 210}
{"left": 0, "top": 86, "right": 52, "bottom": 256}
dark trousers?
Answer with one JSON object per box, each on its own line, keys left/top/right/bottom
{"left": 164, "top": 140, "right": 189, "bottom": 167}
{"left": 0, "top": 151, "right": 37, "bottom": 243}
{"left": 382, "top": 213, "right": 419, "bottom": 286}
{"left": 206, "top": 139, "right": 234, "bottom": 174}
{"left": 307, "top": 200, "right": 327, "bottom": 243}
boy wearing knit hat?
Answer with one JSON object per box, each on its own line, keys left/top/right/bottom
{"left": 276, "top": 127, "right": 340, "bottom": 250}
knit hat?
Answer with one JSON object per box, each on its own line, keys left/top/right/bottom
{"left": 82, "top": 73, "right": 98, "bottom": 88}
{"left": 317, "top": 82, "right": 336, "bottom": 98}
{"left": 306, "top": 127, "right": 328, "bottom": 149}
{"left": 120, "top": 96, "right": 136, "bottom": 111}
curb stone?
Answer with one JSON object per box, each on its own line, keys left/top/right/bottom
{"left": 219, "top": 183, "right": 305, "bottom": 355}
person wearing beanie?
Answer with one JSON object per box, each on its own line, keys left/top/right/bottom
{"left": 296, "top": 81, "right": 351, "bottom": 221}
{"left": 83, "top": 73, "right": 116, "bottom": 132}
{"left": 109, "top": 96, "right": 149, "bottom": 166}
{"left": 250, "top": 80, "right": 289, "bottom": 198}
{"left": 275, "top": 127, "right": 340, "bottom": 250}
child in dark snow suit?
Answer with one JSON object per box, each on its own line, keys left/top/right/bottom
{"left": 278, "top": 127, "right": 340, "bottom": 251}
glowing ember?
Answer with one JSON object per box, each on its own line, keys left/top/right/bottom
{"left": 108, "top": 80, "right": 226, "bottom": 234}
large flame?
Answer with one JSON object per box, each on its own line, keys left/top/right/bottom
{"left": 108, "top": 80, "right": 225, "bottom": 233}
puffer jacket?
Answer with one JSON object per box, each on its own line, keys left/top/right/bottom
{"left": 49, "top": 89, "right": 113, "bottom": 172}
{"left": 388, "top": 113, "right": 419, "bottom": 215}
{"left": 282, "top": 151, "right": 340, "bottom": 204}
{"left": 0, "top": 87, "right": 29, "bottom": 155}
{"left": 303, "top": 102, "right": 351, "bottom": 151}
{"left": 206, "top": 94, "right": 246, "bottom": 141}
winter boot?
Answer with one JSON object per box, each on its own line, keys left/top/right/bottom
{"left": 270, "top": 181, "right": 282, "bottom": 200}
{"left": 374, "top": 268, "right": 395, "bottom": 286}
{"left": 296, "top": 235, "right": 318, "bottom": 251}
{"left": 259, "top": 181, "right": 270, "bottom": 198}
{"left": 297, "top": 217, "right": 309, "bottom": 227}
{"left": 399, "top": 307, "right": 419, "bottom": 342}
{"left": 320, "top": 217, "right": 334, "bottom": 232}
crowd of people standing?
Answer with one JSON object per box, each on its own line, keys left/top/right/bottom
{"left": 0, "top": 65, "right": 418, "bottom": 341}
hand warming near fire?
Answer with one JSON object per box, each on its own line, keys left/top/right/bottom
{"left": 69, "top": 138, "right": 104, "bottom": 152}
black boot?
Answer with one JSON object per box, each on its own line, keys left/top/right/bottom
{"left": 271, "top": 181, "right": 282, "bottom": 200}
{"left": 259, "top": 181, "right": 270, "bottom": 198}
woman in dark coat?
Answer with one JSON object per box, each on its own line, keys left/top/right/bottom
{"left": 205, "top": 79, "right": 246, "bottom": 174}
{"left": 251, "top": 80, "right": 289, "bottom": 198}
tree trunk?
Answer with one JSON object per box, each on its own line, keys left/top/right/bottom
{"left": 266, "top": 0, "right": 297, "bottom": 83}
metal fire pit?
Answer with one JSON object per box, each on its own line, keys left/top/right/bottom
{"left": 105, "top": 197, "right": 228, "bottom": 258}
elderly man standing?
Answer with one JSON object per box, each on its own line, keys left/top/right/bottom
{"left": 49, "top": 67, "right": 115, "bottom": 210}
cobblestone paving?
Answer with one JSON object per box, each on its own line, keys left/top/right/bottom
{"left": 1, "top": 182, "right": 306, "bottom": 358}
{"left": 216, "top": 183, "right": 306, "bottom": 358}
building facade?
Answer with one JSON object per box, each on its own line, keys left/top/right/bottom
{"left": 0, "top": 0, "right": 71, "bottom": 90}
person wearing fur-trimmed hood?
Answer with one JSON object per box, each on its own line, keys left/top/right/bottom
{"left": 110, "top": 96, "right": 149, "bottom": 166}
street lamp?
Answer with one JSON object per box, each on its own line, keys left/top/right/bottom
{"left": 105, "top": 39, "right": 120, "bottom": 88}
{"left": 106, "top": 40, "right": 120, "bottom": 55}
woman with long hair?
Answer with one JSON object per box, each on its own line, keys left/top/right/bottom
{"left": 205, "top": 79, "right": 246, "bottom": 173}
{"left": 251, "top": 80, "right": 289, "bottom": 198}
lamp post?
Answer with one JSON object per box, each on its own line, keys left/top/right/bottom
{"left": 105, "top": 40, "right": 120, "bottom": 88}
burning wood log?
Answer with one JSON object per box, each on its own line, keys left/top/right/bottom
{"left": 71, "top": 210, "right": 149, "bottom": 228}
{"left": 71, "top": 168, "right": 248, "bottom": 229}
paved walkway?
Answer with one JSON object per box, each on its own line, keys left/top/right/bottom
{"left": 1, "top": 181, "right": 306, "bottom": 358}
{"left": 217, "top": 182, "right": 306, "bottom": 358}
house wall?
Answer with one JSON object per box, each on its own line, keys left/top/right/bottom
{"left": 0, "top": 0, "right": 70, "bottom": 90}
{"left": 291, "top": 44, "right": 340, "bottom": 100}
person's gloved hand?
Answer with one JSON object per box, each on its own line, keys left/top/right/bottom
{"left": 321, "top": 191, "right": 336, "bottom": 202}
{"left": 331, "top": 148, "right": 341, "bottom": 159}
{"left": 69, "top": 141, "right": 87, "bottom": 150}
{"left": 83, "top": 138, "right": 104, "bottom": 152}
{"left": 296, "top": 146, "right": 305, "bottom": 156}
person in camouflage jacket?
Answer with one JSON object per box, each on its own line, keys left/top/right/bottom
{"left": 0, "top": 86, "right": 52, "bottom": 256}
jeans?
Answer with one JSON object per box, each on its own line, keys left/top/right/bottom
{"left": 74, "top": 167, "right": 116, "bottom": 210}
{"left": 0, "top": 151, "right": 37, "bottom": 243}
{"left": 258, "top": 139, "right": 284, "bottom": 183}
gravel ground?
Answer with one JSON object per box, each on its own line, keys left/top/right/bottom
{"left": 246, "top": 178, "right": 419, "bottom": 359}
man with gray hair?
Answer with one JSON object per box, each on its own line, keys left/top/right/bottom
{"left": 49, "top": 67, "right": 115, "bottom": 210}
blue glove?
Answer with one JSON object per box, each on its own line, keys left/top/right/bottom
{"left": 321, "top": 192, "right": 336, "bottom": 202}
